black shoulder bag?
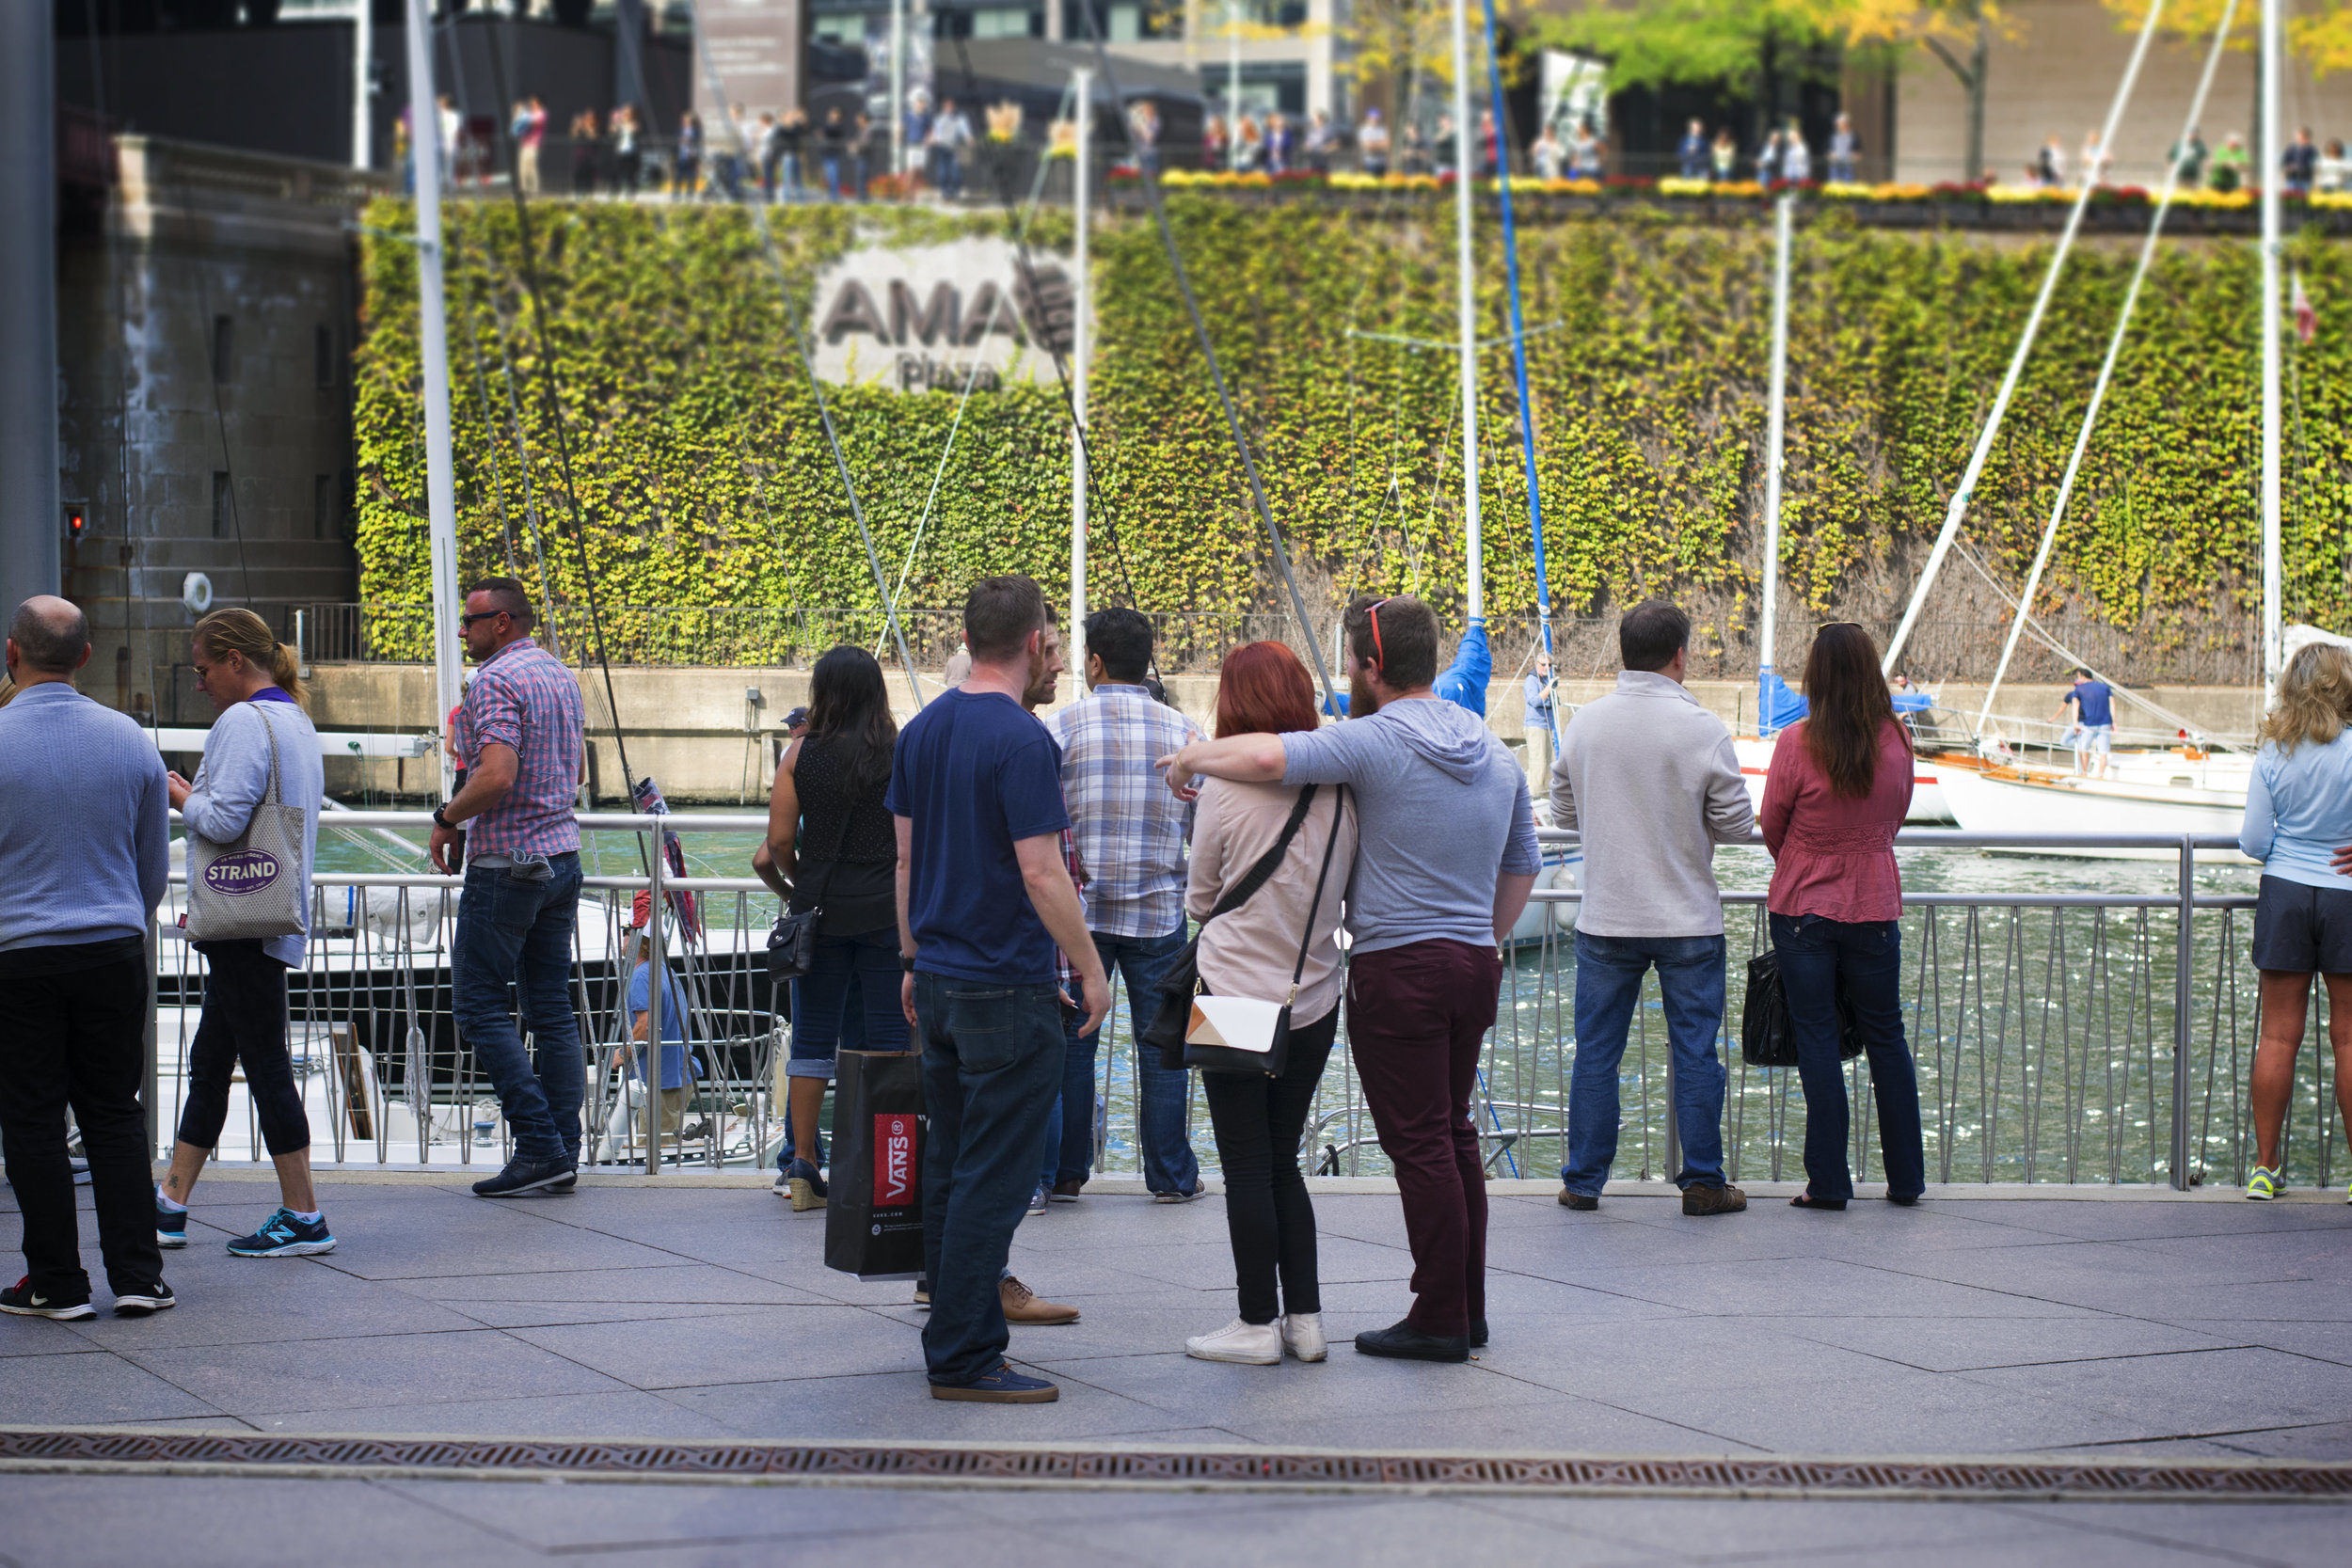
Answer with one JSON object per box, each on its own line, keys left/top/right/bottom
{"left": 1141, "top": 784, "right": 1319, "bottom": 1070}
{"left": 1183, "top": 784, "right": 1347, "bottom": 1078}
{"left": 768, "top": 761, "right": 856, "bottom": 985}
{"left": 1740, "top": 946, "right": 1866, "bottom": 1069}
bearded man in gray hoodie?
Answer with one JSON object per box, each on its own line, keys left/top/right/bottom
{"left": 1164, "top": 595, "right": 1539, "bottom": 1363}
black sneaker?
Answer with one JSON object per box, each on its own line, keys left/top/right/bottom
{"left": 0, "top": 1276, "right": 95, "bottom": 1321}
{"left": 1353, "top": 1319, "right": 1470, "bottom": 1363}
{"left": 470, "top": 1154, "right": 575, "bottom": 1198}
{"left": 112, "top": 1282, "right": 176, "bottom": 1318}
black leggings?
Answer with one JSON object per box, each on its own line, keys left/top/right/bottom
{"left": 1200, "top": 1007, "right": 1338, "bottom": 1324}
{"left": 177, "top": 940, "right": 310, "bottom": 1157}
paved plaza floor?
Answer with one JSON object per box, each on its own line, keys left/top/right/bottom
{"left": 4, "top": 1172, "right": 2349, "bottom": 1564}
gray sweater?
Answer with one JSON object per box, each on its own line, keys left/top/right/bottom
{"left": 183, "top": 698, "right": 325, "bottom": 967}
{"left": 1281, "top": 696, "right": 1540, "bottom": 957}
{"left": 0, "top": 683, "right": 170, "bottom": 953}
{"left": 1550, "top": 670, "right": 1754, "bottom": 937}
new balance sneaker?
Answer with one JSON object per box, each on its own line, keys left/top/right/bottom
{"left": 227, "top": 1209, "right": 337, "bottom": 1258}
{"left": 1186, "top": 1318, "right": 1280, "bottom": 1365}
{"left": 470, "top": 1154, "right": 575, "bottom": 1198}
{"left": 0, "top": 1277, "right": 95, "bottom": 1321}
{"left": 112, "top": 1282, "right": 176, "bottom": 1318}
{"left": 155, "top": 1194, "right": 188, "bottom": 1249}
{"left": 2248, "top": 1164, "right": 2282, "bottom": 1201}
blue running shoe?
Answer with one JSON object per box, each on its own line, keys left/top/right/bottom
{"left": 155, "top": 1193, "right": 188, "bottom": 1250}
{"left": 226, "top": 1208, "right": 336, "bottom": 1258}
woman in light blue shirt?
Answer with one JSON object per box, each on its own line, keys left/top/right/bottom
{"left": 2237, "top": 641, "right": 2352, "bottom": 1200}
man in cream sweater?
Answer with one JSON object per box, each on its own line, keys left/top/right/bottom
{"left": 1551, "top": 600, "right": 1754, "bottom": 1216}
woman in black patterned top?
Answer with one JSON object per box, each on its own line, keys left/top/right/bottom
{"left": 756, "top": 646, "right": 907, "bottom": 1211}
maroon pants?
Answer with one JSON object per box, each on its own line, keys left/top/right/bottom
{"left": 1344, "top": 937, "right": 1502, "bottom": 1338}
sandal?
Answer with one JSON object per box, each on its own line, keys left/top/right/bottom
{"left": 1788, "top": 1190, "right": 1848, "bottom": 1211}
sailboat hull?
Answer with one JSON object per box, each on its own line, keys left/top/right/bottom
{"left": 1733, "top": 736, "right": 1956, "bottom": 823}
{"left": 1936, "top": 764, "right": 2251, "bottom": 862}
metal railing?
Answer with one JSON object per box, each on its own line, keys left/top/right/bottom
{"left": 159, "top": 817, "right": 2327, "bottom": 1192}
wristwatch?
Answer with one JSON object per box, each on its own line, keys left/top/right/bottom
{"left": 431, "top": 805, "right": 454, "bottom": 831}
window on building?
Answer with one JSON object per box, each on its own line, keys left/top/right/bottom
{"left": 934, "top": 6, "right": 1042, "bottom": 38}
{"left": 212, "top": 471, "right": 231, "bottom": 539}
{"left": 1063, "top": 1, "right": 1180, "bottom": 41}
{"left": 315, "top": 324, "right": 335, "bottom": 388}
{"left": 212, "top": 315, "right": 233, "bottom": 383}
{"left": 313, "top": 474, "right": 333, "bottom": 540}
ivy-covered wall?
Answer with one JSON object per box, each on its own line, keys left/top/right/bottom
{"left": 355, "top": 198, "right": 2352, "bottom": 669}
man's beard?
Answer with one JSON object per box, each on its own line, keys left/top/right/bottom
{"left": 1021, "top": 651, "right": 1057, "bottom": 710}
{"left": 1349, "top": 668, "right": 1380, "bottom": 718}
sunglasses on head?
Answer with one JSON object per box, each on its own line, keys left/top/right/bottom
{"left": 1361, "top": 597, "right": 1393, "bottom": 670}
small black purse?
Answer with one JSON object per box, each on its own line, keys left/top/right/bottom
{"left": 1182, "top": 784, "right": 1347, "bottom": 1077}
{"left": 1142, "top": 784, "right": 1319, "bottom": 1070}
{"left": 1740, "top": 947, "right": 1866, "bottom": 1069}
{"left": 767, "top": 802, "right": 853, "bottom": 985}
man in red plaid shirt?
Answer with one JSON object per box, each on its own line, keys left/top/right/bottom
{"left": 428, "top": 578, "right": 590, "bottom": 1199}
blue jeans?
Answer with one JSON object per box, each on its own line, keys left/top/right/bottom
{"left": 454, "top": 853, "right": 586, "bottom": 1164}
{"left": 914, "top": 971, "right": 1065, "bottom": 1387}
{"left": 1564, "top": 930, "right": 1728, "bottom": 1193}
{"left": 1046, "top": 925, "right": 1198, "bottom": 1195}
{"left": 1769, "top": 913, "right": 1926, "bottom": 1201}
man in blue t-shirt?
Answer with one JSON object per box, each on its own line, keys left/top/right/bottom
{"left": 888, "top": 575, "right": 1110, "bottom": 1405}
{"left": 2058, "top": 667, "right": 2116, "bottom": 777}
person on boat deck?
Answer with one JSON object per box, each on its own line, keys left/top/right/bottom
{"left": 1523, "top": 650, "right": 1557, "bottom": 779}
{"left": 2241, "top": 643, "right": 2352, "bottom": 1202}
{"left": 1551, "top": 599, "right": 1754, "bottom": 1219}
{"left": 609, "top": 904, "right": 703, "bottom": 1149}
{"left": 2057, "top": 667, "right": 2114, "bottom": 777}
{"left": 1165, "top": 594, "right": 1538, "bottom": 1365}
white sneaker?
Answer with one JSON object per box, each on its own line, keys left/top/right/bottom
{"left": 1280, "top": 1312, "right": 1327, "bottom": 1362}
{"left": 1185, "top": 1318, "right": 1280, "bottom": 1365}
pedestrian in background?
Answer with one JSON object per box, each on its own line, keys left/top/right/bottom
{"left": 2058, "top": 666, "right": 2115, "bottom": 778}
{"left": 1828, "top": 112, "right": 1859, "bottom": 182}
{"left": 2244, "top": 643, "right": 2352, "bottom": 1200}
{"left": 1050, "top": 608, "right": 1204, "bottom": 1204}
{"left": 2286, "top": 125, "right": 2320, "bottom": 195}
{"left": 0, "top": 598, "right": 173, "bottom": 1322}
{"left": 1358, "top": 107, "right": 1389, "bottom": 177}
{"left": 428, "top": 578, "right": 590, "bottom": 1199}
{"left": 1182, "top": 642, "right": 1357, "bottom": 1367}
{"left": 930, "top": 98, "right": 973, "bottom": 199}
{"left": 1553, "top": 599, "right": 1754, "bottom": 1217}
{"left": 1759, "top": 624, "right": 1925, "bottom": 1211}
{"left": 675, "top": 109, "right": 703, "bottom": 198}
{"left": 612, "top": 104, "right": 642, "bottom": 194}
{"left": 569, "top": 108, "right": 600, "bottom": 196}
{"left": 1710, "top": 126, "right": 1737, "bottom": 182}
{"left": 890, "top": 576, "right": 1110, "bottom": 1403}
{"left": 1781, "top": 119, "right": 1812, "bottom": 184}
{"left": 156, "top": 610, "right": 333, "bottom": 1259}
{"left": 762, "top": 646, "right": 909, "bottom": 1212}
{"left": 1167, "top": 595, "right": 1539, "bottom": 1364}
{"left": 516, "top": 97, "right": 547, "bottom": 196}
{"left": 1522, "top": 648, "right": 1555, "bottom": 782}
{"left": 1677, "top": 118, "right": 1708, "bottom": 180}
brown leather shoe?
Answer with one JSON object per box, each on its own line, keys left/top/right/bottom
{"left": 1558, "top": 1189, "right": 1598, "bottom": 1211}
{"left": 1050, "top": 1179, "right": 1084, "bottom": 1203}
{"left": 1000, "top": 1275, "right": 1080, "bottom": 1324}
{"left": 1681, "top": 1183, "right": 1748, "bottom": 1217}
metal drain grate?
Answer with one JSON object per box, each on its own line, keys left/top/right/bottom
{"left": 2, "top": 1430, "right": 2346, "bottom": 1501}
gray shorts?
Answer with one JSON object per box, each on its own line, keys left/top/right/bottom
{"left": 2250, "top": 875, "right": 2352, "bottom": 974}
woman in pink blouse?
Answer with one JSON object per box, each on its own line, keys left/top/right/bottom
{"left": 1759, "top": 624, "right": 1926, "bottom": 1209}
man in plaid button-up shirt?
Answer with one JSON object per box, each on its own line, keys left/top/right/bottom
{"left": 1046, "top": 609, "right": 1205, "bottom": 1200}
{"left": 429, "top": 579, "right": 591, "bottom": 1199}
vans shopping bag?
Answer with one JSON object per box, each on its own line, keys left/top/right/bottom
{"left": 183, "top": 705, "right": 308, "bottom": 943}
{"left": 823, "top": 1049, "right": 927, "bottom": 1281}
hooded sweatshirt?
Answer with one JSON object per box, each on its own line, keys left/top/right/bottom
{"left": 1280, "top": 695, "right": 1540, "bottom": 957}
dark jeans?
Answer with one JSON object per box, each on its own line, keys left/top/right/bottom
{"left": 0, "top": 949, "right": 161, "bottom": 1297}
{"left": 1046, "top": 925, "right": 1197, "bottom": 1195}
{"left": 1769, "top": 913, "right": 1927, "bottom": 1201}
{"left": 1565, "top": 931, "right": 1728, "bottom": 1193}
{"left": 1345, "top": 939, "right": 1502, "bottom": 1338}
{"left": 178, "top": 940, "right": 308, "bottom": 1157}
{"left": 914, "top": 971, "right": 1064, "bottom": 1387}
{"left": 453, "top": 853, "right": 585, "bottom": 1164}
{"left": 787, "top": 926, "right": 910, "bottom": 1078}
{"left": 1200, "top": 1007, "right": 1336, "bottom": 1324}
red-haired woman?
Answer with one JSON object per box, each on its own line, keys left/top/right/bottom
{"left": 1760, "top": 623, "right": 1926, "bottom": 1209}
{"left": 1183, "top": 642, "right": 1357, "bottom": 1366}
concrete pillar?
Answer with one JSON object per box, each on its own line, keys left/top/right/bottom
{"left": 0, "top": 0, "right": 61, "bottom": 618}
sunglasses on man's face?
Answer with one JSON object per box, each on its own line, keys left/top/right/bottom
{"left": 459, "top": 610, "right": 509, "bottom": 629}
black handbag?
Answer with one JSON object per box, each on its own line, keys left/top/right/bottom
{"left": 1740, "top": 946, "right": 1867, "bottom": 1069}
{"left": 1183, "top": 784, "right": 1347, "bottom": 1077}
{"left": 1142, "top": 784, "right": 1320, "bottom": 1070}
{"left": 767, "top": 769, "right": 855, "bottom": 985}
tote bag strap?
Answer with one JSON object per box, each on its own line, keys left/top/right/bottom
{"left": 248, "top": 700, "right": 284, "bottom": 811}
{"left": 1283, "top": 784, "right": 1345, "bottom": 1001}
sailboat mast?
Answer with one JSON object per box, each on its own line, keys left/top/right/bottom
{"left": 2260, "top": 0, "right": 2284, "bottom": 701}
{"left": 1759, "top": 191, "right": 1792, "bottom": 735}
{"left": 1450, "top": 0, "right": 1482, "bottom": 622}
{"left": 1071, "top": 68, "right": 1091, "bottom": 678}
{"left": 405, "top": 0, "right": 464, "bottom": 800}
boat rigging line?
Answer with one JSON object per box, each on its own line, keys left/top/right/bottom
{"left": 1881, "top": 0, "right": 2169, "bottom": 678}
{"left": 680, "top": 2, "right": 925, "bottom": 712}
{"left": 1975, "top": 0, "right": 2240, "bottom": 734}
{"left": 1070, "top": 5, "right": 1343, "bottom": 713}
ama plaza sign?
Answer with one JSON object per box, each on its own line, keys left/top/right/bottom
{"left": 808, "top": 237, "right": 1078, "bottom": 392}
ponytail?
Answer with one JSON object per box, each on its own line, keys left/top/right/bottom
{"left": 193, "top": 607, "right": 307, "bottom": 709}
